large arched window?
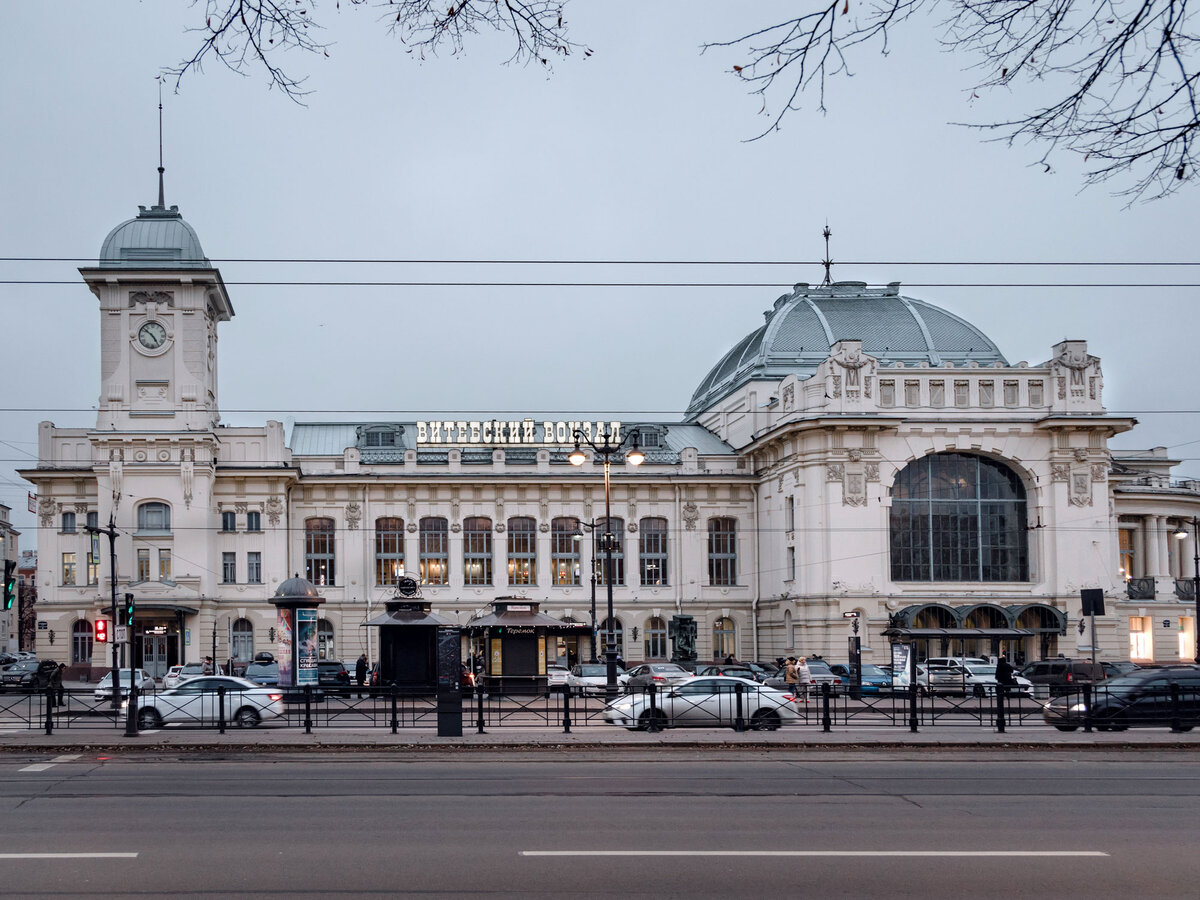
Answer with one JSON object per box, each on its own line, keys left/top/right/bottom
{"left": 231, "top": 618, "right": 254, "bottom": 661}
{"left": 375, "top": 517, "right": 405, "bottom": 586}
{"left": 419, "top": 517, "right": 449, "bottom": 585}
{"left": 463, "top": 517, "right": 493, "bottom": 586}
{"left": 136, "top": 501, "right": 171, "bottom": 533}
{"left": 305, "top": 517, "right": 336, "bottom": 586}
{"left": 707, "top": 518, "right": 737, "bottom": 585}
{"left": 890, "top": 453, "right": 1029, "bottom": 582}
{"left": 597, "top": 517, "right": 624, "bottom": 587}
{"left": 72, "top": 619, "right": 93, "bottom": 664}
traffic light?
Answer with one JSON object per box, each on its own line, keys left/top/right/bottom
{"left": 121, "top": 592, "right": 135, "bottom": 627}
{"left": 95, "top": 619, "right": 108, "bottom": 643}
{"left": 2, "top": 560, "right": 15, "bottom": 611}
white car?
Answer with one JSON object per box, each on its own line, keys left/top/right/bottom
{"left": 136, "top": 675, "right": 285, "bottom": 728}
{"left": 162, "top": 662, "right": 205, "bottom": 689}
{"left": 567, "top": 663, "right": 629, "bottom": 695}
{"left": 93, "top": 669, "right": 154, "bottom": 702}
{"left": 547, "top": 664, "right": 570, "bottom": 688}
{"left": 604, "top": 676, "right": 802, "bottom": 731}
{"left": 926, "top": 662, "right": 1033, "bottom": 697}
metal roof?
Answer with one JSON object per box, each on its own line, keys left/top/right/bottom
{"left": 99, "top": 205, "right": 210, "bottom": 269}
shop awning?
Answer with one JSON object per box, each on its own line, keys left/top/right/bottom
{"left": 363, "top": 607, "right": 456, "bottom": 627}
{"left": 467, "top": 609, "right": 574, "bottom": 629}
{"left": 883, "top": 627, "right": 1037, "bottom": 638}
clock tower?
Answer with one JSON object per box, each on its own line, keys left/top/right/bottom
{"left": 81, "top": 186, "right": 233, "bottom": 432}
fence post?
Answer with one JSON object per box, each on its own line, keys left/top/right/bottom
{"left": 390, "top": 682, "right": 399, "bottom": 735}
{"left": 995, "top": 685, "right": 1006, "bottom": 733}
{"left": 908, "top": 683, "right": 919, "bottom": 733}
{"left": 218, "top": 686, "right": 227, "bottom": 734}
{"left": 1082, "top": 684, "right": 1093, "bottom": 733}
{"left": 561, "top": 684, "right": 572, "bottom": 734}
{"left": 734, "top": 682, "right": 746, "bottom": 732}
{"left": 476, "top": 680, "right": 485, "bottom": 734}
{"left": 304, "top": 685, "right": 313, "bottom": 735}
{"left": 821, "top": 682, "right": 831, "bottom": 733}
{"left": 44, "top": 684, "right": 54, "bottom": 735}
{"left": 1170, "top": 682, "right": 1183, "bottom": 733}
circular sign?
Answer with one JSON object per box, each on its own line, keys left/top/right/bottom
{"left": 396, "top": 576, "right": 418, "bottom": 597}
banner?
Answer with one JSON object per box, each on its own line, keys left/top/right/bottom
{"left": 296, "top": 609, "right": 318, "bottom": 686}
{"left": 276, "top": 609, "right": 293, "bottom": 686}
{"left": 891, "top": 643, "right": 912, "bottom": 688}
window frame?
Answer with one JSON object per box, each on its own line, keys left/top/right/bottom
{"left": 506, "top": 516, "right": 537, "bottom": 586}
{"left": 707, "top": 517, "right": 737, "bottom": 586}
{"left": 304, "top": 517, "right": 336, "bottom": 587}
{"left": 222, "top": 551, "right": 237, "bottom": 584}
{"left": 638, "top": 517, "right": 669, "bottom": 586}
{"left": 551, "top": 517, "right": 581, "bottom": 586}
{"left": 375, "top": 517, "right": 406, "bottom": 586}
{"left": 136, "top": 502, "right": 171, "bottom": 534}
{"left": 419, "top": 516, "right": 449, "bottom": 585}
{"left": 463, "top": 517, "right": 493, "bottom": 586}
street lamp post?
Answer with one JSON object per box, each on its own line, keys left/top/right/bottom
{"left": 569, "top": 425, "right": 643, "bottom": 699}
{"left": 573, "top": 520, "right": 599, "bottom": 664}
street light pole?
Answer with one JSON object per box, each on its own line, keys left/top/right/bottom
{"left": 570, "top": 425, "right": 644, "bottom": 699}
{"left": 574, "top": 521, "right": 599, "bottom": 663}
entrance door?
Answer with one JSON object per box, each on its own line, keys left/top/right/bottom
{"left": 142, "top": 635, "right": 169, "bottom": 679}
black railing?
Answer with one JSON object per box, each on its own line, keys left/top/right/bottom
{"left": 1127, "top": 576, "right": 1156, "bottom": 600}
{"left": 1175, "top": 579, "right": 1196, "bottom": 601}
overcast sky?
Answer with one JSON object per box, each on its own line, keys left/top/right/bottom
{"left": 2, "top": 2, "right": 1198, "bottom": 548}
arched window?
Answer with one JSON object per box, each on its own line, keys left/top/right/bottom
{"left": 463, "top": 517, "right": 493, "bottom": 586}
{"left": 600, "top": 617, "right": 624, "bottom": 660}
{"left": 707, "top": 518, "right": 737, "bottom": 585}
{"left": 231, "top": 618, "right": 254, "bottom": 661}
{"left": 597, "top": 517, "right": 624, "bottom": 587}
{"left": 305, "top": 517, "right": 336, "bottom": 586}
{"left": 375, "top": 517, "right": 405, "bottom": 586}
{"left": 644, "top": 616, "right": 668, "bottom": 659}
{"left": 507, "top": 516, "right": 537, "bottom": 585}
{"left": 783, "top": 609, "right": 794, "bottom": 653}
{"left": 72, "top": 619, "right": 93, "bottom": 665}
{"left": 551, "top": 517, "right": 581, "bottom": 586}
{"left": 712, "top": 617, "right": 737, "bottom": 660}
{"left": 419, "top": 517, "right": 448, "bottom": 585}
{"left": 639, "top": 517, "right": 668, "bottom": 585}
{"left": 318, "top": 619, "right": 335, "bottom": 661}
{"left": 136, "top": 501, "right": 171, "bottom": 533}
{"left": 890, "top": 453, "right": 1029, "bottom": 582}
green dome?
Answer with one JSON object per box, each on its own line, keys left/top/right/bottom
{"left": 99, "top": 204, "right": 209, "bottom": 269}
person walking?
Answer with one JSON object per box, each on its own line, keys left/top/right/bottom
{"left": 794, "top": 655, "right": 812, "bottom": 702}
{"left": 995, "top": 654, "right": 1018, "bottom": 693}
{"left": 355, "top": 654, "right": 368, "bottom": 697}
{"left": 55, "top": 663, "right": 66, "bottom": 707}
{"left": 201, "top": 656, "right": 214, "bottom": 676}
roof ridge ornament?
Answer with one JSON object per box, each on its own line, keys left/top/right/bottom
{"left": 821, "top": 224, "right": 833, "bottom": 286}
{"left": 156, "top": 76, "right": 166, "bottom": 210}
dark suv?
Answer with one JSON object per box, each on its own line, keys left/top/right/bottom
{"left": 1043, "top": 665, "right": 1200, "bottom": 731}
{"left": 317, "top": 660, "right": 351, "bottom": 694}
{"left": 1019, "top": 658, "right": 1105, "bottom": 695}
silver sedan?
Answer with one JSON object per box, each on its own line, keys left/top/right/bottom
{"left": 136, "top": 676, "right": 285, "bottom": 728}
{"left": 604, "top": 676, "right": 802, "bottom": 731}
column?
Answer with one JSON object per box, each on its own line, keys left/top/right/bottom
{"left": 1144, "top": 516, "right": 1160, "bottom": 577}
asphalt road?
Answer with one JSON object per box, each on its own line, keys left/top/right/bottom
{"left": 0, "top": 751, "right": 1195, "bottom": 898}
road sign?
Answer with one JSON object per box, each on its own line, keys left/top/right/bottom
{"left": 114, "top": 626, "right": 128, "bottom": 643}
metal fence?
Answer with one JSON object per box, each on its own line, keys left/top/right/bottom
{"left": 4, "top": 680, "right": 1197, "bottom": 736}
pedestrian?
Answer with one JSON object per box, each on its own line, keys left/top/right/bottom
{"left": 355, "top": 653, "right": 368, "bottom": 697}
{"left": 201, "top": 656, "right": 214, "bottom": 676}
{"left": 783, "top": 657, "right": 798, "bottom": 685}
{"left": 995, "top": 654, "right": 1017, "bottom": 691}
{"left": 55, "top": 663, "right": 66, "bottom": 706}
{"left": 724, "top": 653, "right": 736, "bottom": 665}
{"left": 794, "top": 655, "right": 812, "bottom": 701}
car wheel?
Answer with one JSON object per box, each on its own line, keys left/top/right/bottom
{"left": 137, "top": 708, "right": 163, "bottom": 729}
{"left": 638, "top": 709, "right": 667, "bottom": 733}
{"left": 1054, "top": 725, "right": 1078, "bottom": 732}
{"left": 235, "top": 707, "right": 262, "bottom": 728}
{"left": 750, "top": 709, "right": 781, "bottom": 731}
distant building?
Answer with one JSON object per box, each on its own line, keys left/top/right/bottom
{"left": 0, "top": 503, "right": 18, "bottom": 653}
{"left": 17, "top": 550, "right": 37, "bottom": 654}
{"left": 19, "top": 180, "right": 1200, "bottom": 679}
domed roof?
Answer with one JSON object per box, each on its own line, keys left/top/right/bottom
{"left": 99, "top": 204, "right": 209, "bottom": 269}
{"left": 686, "top": 281, "right": 1008, "bottom": 417}
{"left": 273, "top": 575, "right": 323, "bottom": 601}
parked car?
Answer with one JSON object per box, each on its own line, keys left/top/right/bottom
{"left": 605, "top": 676, "right": 802, "bottom": 731}
{"left": 566, "top": 663, "right": 628, "bottom": 695}
{"left": 546, "top": 664, "right": 569, "bottom": 689}
{"left": 696, "top": 664, "right": 765, "bottom": 683}
{"left": 827, "top": 663, "right": 895, "bottom": 694}
{"left": 1020, "top": 658, "right": 1106, "bottom": 695}
{"left": 804, "top": 659, "right": 843, "bottom": 690}
{"left": 625, "top": 663, "right": 694, "bottom": 688}
{"left": 317, "top": 660, "right": 351, "bottom": 694}
{"left": 93, "top": 669, "right": 155, "bottom": 702}
{"left": 242, "top": 661, "right": 280, "bottom": 685}
{"left": 1, "top": 659, "right": 46, "bottom": 692}
{"left": 1101, "top": 661, "right": 1140, "bottom": 678}
{"left": 163, "top": 662, "right": 205, "bottom": 689}
{"left": 136, "top": 675, "right": 285, "bottom": 728}
{"left": 1042, "top": 665, "right": 1200, "bottom": 732}
{"left": 927, "top": 662, "right": 1033, "bottom": 697}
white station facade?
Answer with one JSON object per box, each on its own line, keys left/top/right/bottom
{"left": 22, "top": 190, "right": 1200, "bottom": 680}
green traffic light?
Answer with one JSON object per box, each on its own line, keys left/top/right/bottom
{"left": 2, "top": 560, "right": 15, "bottom": 611}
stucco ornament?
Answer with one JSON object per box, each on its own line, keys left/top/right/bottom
{"left": 266, "top": 496, "right": 284, "bottom": 526}
{"left": 682, "top": 502, "right": 699, "bottom": 532}
{"left": 345, "top": 502, "right": 362, "bottom": 530}
{"left": 38, "top": 496, "right": 57, "bottom": 528}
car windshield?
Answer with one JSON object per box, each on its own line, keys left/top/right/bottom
{"left": 1102, "top": 673, "right": 1161, "bottom": 697}
{"left": 806, "top": 661, "right": 832, "bottom": 673}
{"left": 651, "top": 665, "right": 685, "bottom": 674}
{"left": 859, "top": 665, "right": 888, "bottom": 677}
{"left": 245, "top": 663, "right": 277, "bottom": 675}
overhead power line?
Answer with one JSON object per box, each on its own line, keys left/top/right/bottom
{"left": 5, "top": 280, "right": 1200, "bottom": 289}
{"left": 3, "top": 257, "right": 1200, "bottom": 266}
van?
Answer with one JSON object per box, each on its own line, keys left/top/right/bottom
{"left": 1019, "top": 658, "right": 1105, "bottom": 695}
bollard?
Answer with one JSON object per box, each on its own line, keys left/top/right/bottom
{"left": 476, "top": 680, "right": 486, "bottom": 734}
{"left": 648, "top": 682, "right": 658, "bottom": 725}
{"left": 562, "top": 684, "right": 572, "bottom": 734}
{"left": 1170, "top": 682, "right": 1183, "bottom": 733}
{"left": 218, "top": 686, "right": 227, "bottom": 734}
{"left": 908, "top": 683, "right": 919, "bottom": 733}
{"left": 390, "top": 682, "right": 399, "bottom": 734}
{"left": 304, "top": 684, "right": 313, "bottom": 735}
{"left": 1082, "top": 684, "right": 1093, "bottom": 734}
{"left": 125, "top": 684, "right": 139, "bottom": 737}
{"left": 995, "top": 685, "right": 1006, "bottom": 734}
{"left": 821, "top": 682, "right": 832, "bottom": 733}
{"left": 734, "top": 682, "right": 745, "bottom": 732}
{"left": 44, "top": 684, "right": 54, "bottom": 735}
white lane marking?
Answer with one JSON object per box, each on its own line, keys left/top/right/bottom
{"left": 18, "top": 764, "right": 53, "bottom": 773}
{"left": 0, "top": 853, "right": 138, "bottom": 859}
{"left": 51, "top": 754, "right": 79, "bottom": 763}
{"left": 521, "top": 851, "right": 1110, "bottom": 858}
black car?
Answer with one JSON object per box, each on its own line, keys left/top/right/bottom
{"left": 317, "top": 660, "right": 351, "bottom": 694}
{"left": 0, "top": 659, "right": 48, "bottom": 692}
{"left": 1043, "top": 665, "right": 1200, "bottom": 731}
{"left": 242, "top": 661, "right": 279, "bottom": 685}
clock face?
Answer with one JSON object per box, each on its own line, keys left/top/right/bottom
{"left": 137, "top": 321, "right": 167, "bottom": 350}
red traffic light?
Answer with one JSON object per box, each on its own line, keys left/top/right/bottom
{"left": 95, "top": 619, "right": 108, "bottom": 643}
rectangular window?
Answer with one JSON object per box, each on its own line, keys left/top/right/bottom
{"left": 247, "top": 551, "right": 262, "bottom": 584}
{"left": 463, "top": 517, "right": 493, "bottom": 586}
{"left": 375, "top": 518, "right": 406, "bottom": 586}
{"left": 979, "top": 381, "right": 994, "bottom": 407}
{"left": 880, "top": 380, "right": 895, "bottom": 407}
{"left": 1118, "top": 527, "right": 1136, "bottom": 580}
{"left": 904, "top": 381, "right": 920, "bottom": 406}
{"left": 707, "top": 518, "right": 737, "bottom": 586}
{"left": 61, "top": 512, "right": 76, "bottom": 533}
{"left": 552, "top": 518, "right": 581, "bottom": 586}
{"left": 786, "top": 546, "right": 796, "bottom": 581}
{"left": 507, "top": 517, "right": 537, "bottom": 586}
{"left": 638, "top": 518, "right": 668, "bottom": 586}
{"left": 61, "top": 552, "right": 77, "bottom": 585}
{"left": 1129, "top": 615, "right": 1153, "bottom": 661}
{"left": 137, "top": 548, "right": 150, "bottom": 582}
{"left": 419, "top": 517, "right": 449, "bottom": 585}
{"left": 597, "top": 518, "right": 625, "bottom": 587}
{"left": 158, "top": 549, "right": 171, "bottom": 582}
{"left": 1028, "top": 381, "right": 1044, "bottom": 406}
{"left": 1004, "top": 381, "right": 1019, "bottom": 407}
{"left": 1180, "top": 616, "right": 1196, "bottom": 662}
{"left": 221, "top": 511, "right": 236, "bottom": 532}
{"left": 222, "top": 552, "right": 236, "bottom": 584}
{"left": 86, "top": 552, "right": 100, "bottom": 586}
{"left": 785, "top": 496, "right": 795, "bottom": 533}
{"left": 929, "top": 381, "right": 945, "bottom": 408}
{"left": 954, "top": 380, "right": 970, "bottom": 407}
{"left": 87, "top": 511, "right": 98, "bottom": 531}
{"left": 246, "top": 510, "right": 261, "bottom": 532}
{"left": 305, "top": 518, "right": 336, "bottom": 587}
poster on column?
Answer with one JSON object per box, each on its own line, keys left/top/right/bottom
{"left": 296, "top": 609, "right": 318, "bottom": 686}
{"left": 277, "top": 608, "right": 293, "bottom": 686}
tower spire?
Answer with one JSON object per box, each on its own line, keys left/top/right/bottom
{"left": 821, "top": 224, "right": 833, "bottom": 285}
{"left": 156, "top": 77, "right": 165, "bottom": 209}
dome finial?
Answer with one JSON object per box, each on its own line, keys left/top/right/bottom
{"left": 821, "top": 223, "right": 834, "bottom": 286}
{"left": 156, "top": 77, "right": 166, "bottom": 210}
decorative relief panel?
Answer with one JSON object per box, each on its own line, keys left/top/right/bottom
{"left": 682, "top": 502, "right": 699, "bottom": 532}
{"left": 1070, "top": 471, "right": 1093, "bottom": 507}
{"left": 1051, "top": 463, "right": 1070, "bottom": 482}
{"left": 1091, "top": 464, "right": 1107, "bottom": 482}
{"left": 266, "top": 496, "right": 284, "bottom": 526}
{"left": 346, "top": 502, "right": 362, "bottom": 530}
